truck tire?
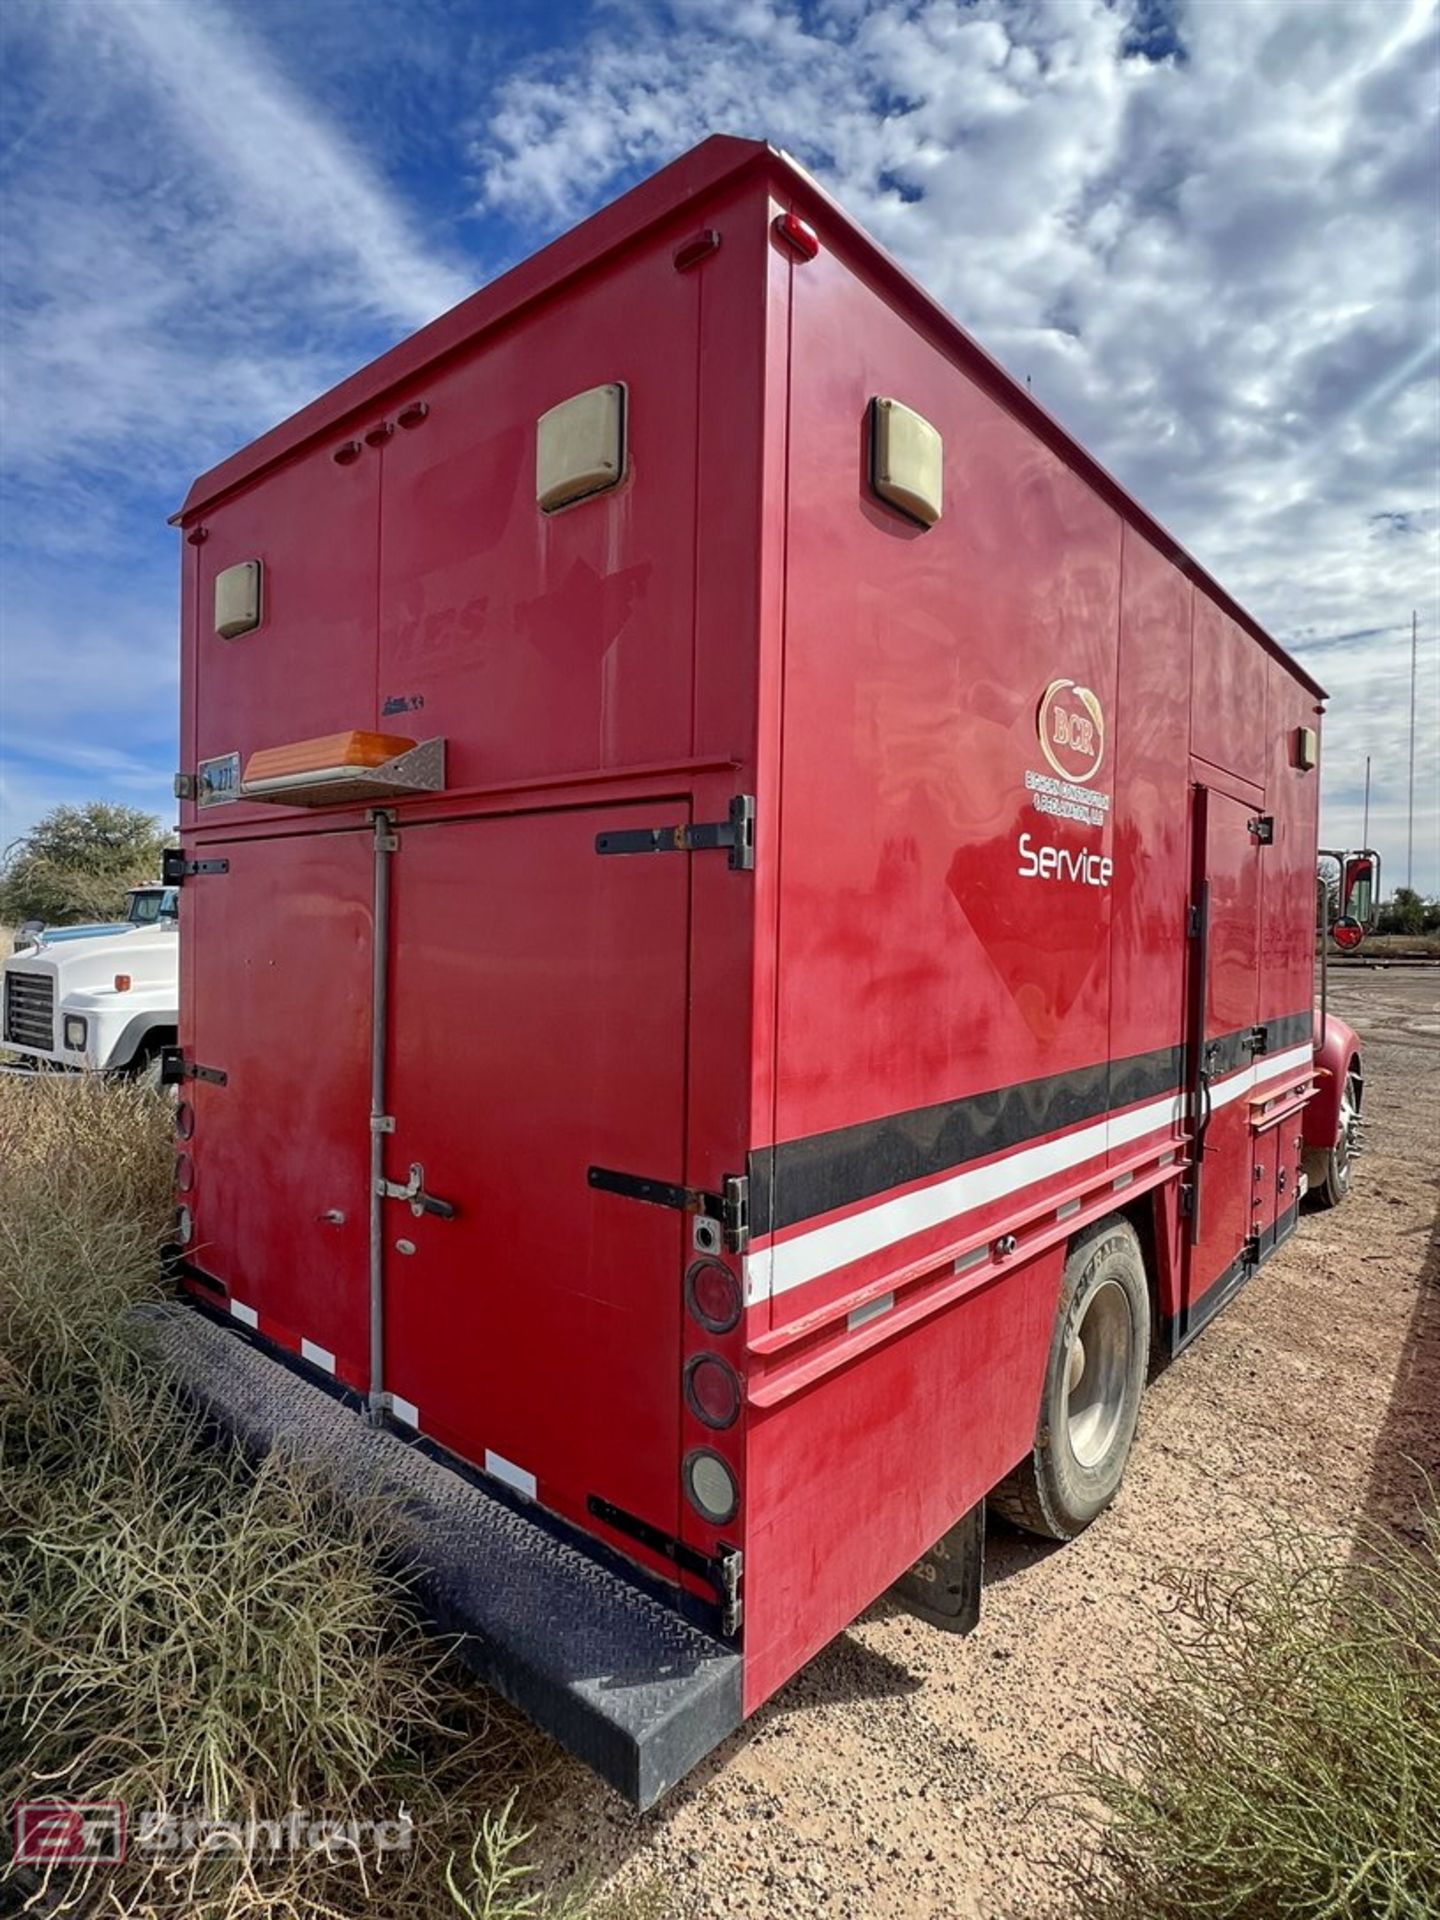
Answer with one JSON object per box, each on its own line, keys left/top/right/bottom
{"left": 124, "top": 1042, "right": 169, "bottom": 1093}
{"left": 991, "top": 1217, "right": 1149, "bottom": 1541}
{"left": 1303, "top": 1064, "right": 1360, "bottom": 1210}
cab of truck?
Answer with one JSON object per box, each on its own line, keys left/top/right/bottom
{"left": 10, "top": 883, "right": 178, "bottom": 955}
{"left": 2, "top": 885, "right": 178, "bottom": 1080}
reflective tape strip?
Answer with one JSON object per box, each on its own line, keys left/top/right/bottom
{"left": 847, "top": 1292, "right": 895, "bottom": 1332}
{"left": 485, "top": 1450, "right": 537, "bottom": 1499}
{"left": 229, "top": 1298, "right": 258, "bottom": 1329}
{"left": 744, "top": 1044, "right": 1313, "bottom": 1306}
{"left": 300, "top": 1338, "right": 336, "bottom": 1375}
{"left": 1209, "top": 1042, "right": 1313, "bottom": 1112}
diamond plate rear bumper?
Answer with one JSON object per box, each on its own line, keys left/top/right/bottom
{"left": 139, "top": 1302, "right": 741, "bottom": 1808}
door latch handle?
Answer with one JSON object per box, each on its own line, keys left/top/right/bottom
{"left": 377, "top": 1162, "right": 457, "bottom": 1220}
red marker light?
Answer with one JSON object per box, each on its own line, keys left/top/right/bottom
{"left": 685, "top": 1353, "right": 741, "bottom": 1430}
{"left": 774, "top": 211, "right": 819, "bottom": 260}
{"left": 114, "top": 974, "right": 132, "bottom": 992}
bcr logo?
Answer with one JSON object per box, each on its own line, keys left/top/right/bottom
{"left": 1037, "top": 678, "right": 1106, "bottom": 784}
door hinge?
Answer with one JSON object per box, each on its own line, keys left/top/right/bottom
{"left": 721, "top": 1173, "right": 750, "bottom": 1253}
{"left": 587, "top": 1166, "right": 750, "bottom": 1252}
{"left": 587, "top": 1495, "right": 744, "bottom": 1636}
{"left": 1244, "top": 1231, "right": 1263, "bottom": 1268}
{"left": 1247, "top": 1023, "right": 1269, "bottom": 1055}
{"left": 1179, "top": 1182, "right": 1196, "bottom": 1217}
{"left": 160, "top": 1047, "right": 227, "bottom": 1087}
{"left": 162, "top": 848, "right": 229, "bottom": 884}
{"left": 715, "top": 1545, "right": 744, "bottom": 1636}
{"left": 594, "top": 794, "right": 755, "bottom": 871}
{"left": 1248, "top": 814, "right": 1275, "bottom": 844}
{"left": 1187, "top": 903, "right": 1203, "bottom": 937}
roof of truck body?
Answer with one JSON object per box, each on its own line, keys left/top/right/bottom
{"left": 177, "top": 135, "right": 1324, "bottom": 701}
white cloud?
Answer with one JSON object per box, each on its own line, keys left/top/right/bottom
{"left": 0, "top": 0, "right": 1434, "bottom": 896}
{"left": 470, "top": 0, "right": 1440, "bottom": 891}
{"left": 0, "top": 0, "right": 474, "bottom": 498}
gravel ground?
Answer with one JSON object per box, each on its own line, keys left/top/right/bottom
{"left": 532, "top": 966, "right": 1440, "bottom": 1920}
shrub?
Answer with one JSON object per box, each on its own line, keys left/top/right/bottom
{"left": 1061, "top": 1509, "right": 1440, "bottom": 1920}
{"left": 0, "top": 1076, "right": 616, "bottom": 1919}
{"left": 0, "top": 801, "right": 174, "bottom": 926}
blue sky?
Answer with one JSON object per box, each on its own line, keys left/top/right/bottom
{"left": 2, "top": 0, "right": 1437, "bottom": 891}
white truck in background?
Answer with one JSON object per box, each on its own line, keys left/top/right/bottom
{"left": 3, "top": 885, "right": 178, "bottom": 1082}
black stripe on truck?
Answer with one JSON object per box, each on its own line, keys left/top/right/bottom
{"left": 749, "top": 1011, "right": 1310, "bottom": 1239}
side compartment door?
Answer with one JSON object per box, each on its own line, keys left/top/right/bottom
{"left": 382, "top": 803, "right": 692, "bottom": 1564}
{"left": 1180, "top": 786, "right": 1262, "bottom": 1337}
{"left": 181, "top": 832, "right": 373, "bottom": 1384}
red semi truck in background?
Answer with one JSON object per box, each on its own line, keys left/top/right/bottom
{"left": 156, "top": 137, "right": 1363, "bottom": 1806}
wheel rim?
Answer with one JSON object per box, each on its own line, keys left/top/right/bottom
{"left": 1065, "top": 1278, "right": 1133, "bottom": 1470}
{"left": 1333, "top": 1073, "right": 1359, "bottom": 1188}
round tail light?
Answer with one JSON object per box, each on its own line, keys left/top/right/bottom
{"left": 685, "top": 1353, "right": 741, "bottom": 1430}
{"left": 685, "top": 1258, "right": 741, "bottom": 1334}
{"left": 684, "top": 1448, "right": 738, "bottom": 1526}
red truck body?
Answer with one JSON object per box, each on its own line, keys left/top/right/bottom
{"left": 168, "top": 136, "right": 1356, "bottom": 1798}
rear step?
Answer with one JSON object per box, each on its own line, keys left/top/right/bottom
{"left": 139, "top": 1303, "right": 741, "bottom": 1809}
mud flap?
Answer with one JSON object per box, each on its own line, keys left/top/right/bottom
{"left": 890, "top": 1499, "right": 985, "bottom": 1634}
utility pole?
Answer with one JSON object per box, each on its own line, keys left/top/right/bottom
{"left": 1362, "top": 753, "right": 1371, "bottom": 850}
{"left": 1407, "top": 609, "right": 1417, "bottom": 890}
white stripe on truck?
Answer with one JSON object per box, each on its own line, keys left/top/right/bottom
{"left": 745, "top": 1044, "right": 1312, "bottom": 1305}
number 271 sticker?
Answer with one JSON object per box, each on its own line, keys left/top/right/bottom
{"left": 197, "top": 752, "right": 241, "bottom": 806}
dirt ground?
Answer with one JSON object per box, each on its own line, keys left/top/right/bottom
{"left": 530, "top": 965, "right": 1440, "bottom": 1920}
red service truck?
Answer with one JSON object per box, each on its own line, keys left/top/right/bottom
{"left": 157, "top": 136, "right": 1363, "bottom": 1807}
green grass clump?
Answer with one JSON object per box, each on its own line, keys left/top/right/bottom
{"left": 0, "top": 1075, "right": 628, "bottom": 1919}
{"left": 1063, "top": 1507, "right": 1440, "bottom": 1920}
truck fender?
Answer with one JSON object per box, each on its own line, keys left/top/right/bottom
{"left": 1305, "top": 1011, "right": 1362, "bottom": 1150}
{"left": 107, "top": 1011, "right": 178, "bottom": 1073}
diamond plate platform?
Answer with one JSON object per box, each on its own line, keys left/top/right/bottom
{"left": 140, "top": 1303, "right": 741, "bottom": 1808}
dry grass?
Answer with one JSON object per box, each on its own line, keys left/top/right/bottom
{"left": 1345, "top": 932, "right": 1440, "bottom": 959}
{"left": 1060, "top": 1508, "right": 1440, "bottom": 1920}
{"left": 0, "top": 1075, "right": 643, "bottom": 1919}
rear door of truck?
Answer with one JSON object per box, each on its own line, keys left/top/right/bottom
{"left": 363, "top": 235, "right": 708, "bottom": 1561}
{"left": 180, "top": 831, "right": 374, "bottom": 1384}
{"left": 380, "top": 801, "right": 692, "bottom": 1554}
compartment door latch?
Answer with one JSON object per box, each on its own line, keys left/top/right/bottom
{"left": 377, "top": 1162, "right": 457, "bottom": 1220}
